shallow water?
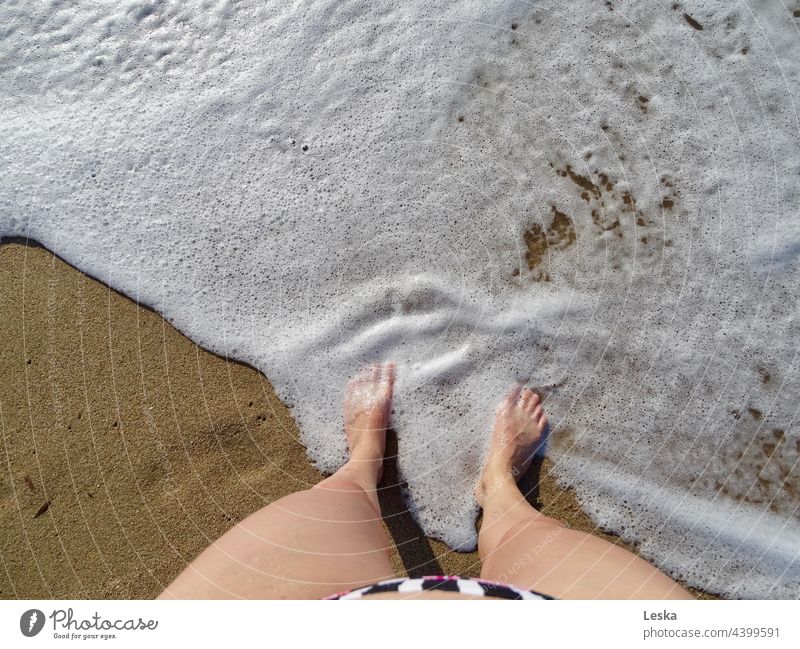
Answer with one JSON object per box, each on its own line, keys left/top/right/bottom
{"left": 1, "top": 0, "right": 799, "bottom": 597}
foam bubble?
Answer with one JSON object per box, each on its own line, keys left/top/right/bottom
{"left": 1, "top": 0, "right": 799, "bottom": 597}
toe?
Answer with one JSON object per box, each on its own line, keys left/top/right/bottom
{"left": 380, "top": 361, "right": 396, "bottom": 389}
{"left": 497, "top": 384, "right": 520, "bottom": 414}
{"left": 385, "top": 362, "right": 396, "bottom": 387}
{"left": 532, "top": 405, "right": 543, "bottom": 421}
{"left": 523, "top": 390, "right": 540, "bottom": 408}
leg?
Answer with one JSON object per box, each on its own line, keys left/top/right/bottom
{"left": 159, "top": 363, "right": 397, "bottom": 599}
{"left": 476, "top": 386, "right": 693, "bottom": 600}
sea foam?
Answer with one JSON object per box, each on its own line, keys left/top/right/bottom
{"left": 1, "top": 0, "right": 799, "bottom": 597}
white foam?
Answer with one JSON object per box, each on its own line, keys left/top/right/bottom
{"left": 2, "top": 0, "right": 799, "bottom": 596}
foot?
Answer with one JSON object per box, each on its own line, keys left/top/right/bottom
{"left": 475, "top": 385, "right": 548, "bottom": 507}
{"left": 343, "top": 362, "right": 396, "bottom": 472}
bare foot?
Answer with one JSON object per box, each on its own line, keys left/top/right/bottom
{"left": 475, "top": 384, "right": 547, "bottom": 507}
{"left": 343, "top": 362, "right": 396, "bottom": 471}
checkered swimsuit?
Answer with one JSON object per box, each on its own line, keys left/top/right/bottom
{"left": 325, "top": 576, "right": 554, "bottom": 600}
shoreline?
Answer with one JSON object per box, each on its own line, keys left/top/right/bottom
{"left": 0, "top": 240, "right": 715, "bottom": 599}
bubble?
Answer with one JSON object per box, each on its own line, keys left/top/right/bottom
{"left": 2, "top": 0, "right": 799, "bottom": 598}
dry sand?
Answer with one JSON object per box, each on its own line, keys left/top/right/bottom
{"left": 0, "top": 240, "right": 712, "bottom": 599}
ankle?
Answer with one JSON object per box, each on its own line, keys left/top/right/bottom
{"left": 348, "top": 440, "right": 385, "bottom": 463}
{"left": 476, "top": 462, "right": 516, "bottom": 506}
{"left": 485, "top": 451, "right": 517, "bottom": 482}
{"left": 342, "top": 455, "right": 383, "bottom": 484}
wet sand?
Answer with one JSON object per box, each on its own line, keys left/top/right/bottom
{"left": 0, "top": 240, "right": 712, "bottom": 599}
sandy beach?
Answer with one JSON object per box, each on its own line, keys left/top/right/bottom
{"left": 0, "top": 240, "right": 713, "bottom": 599}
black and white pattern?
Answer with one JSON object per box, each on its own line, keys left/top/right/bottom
{"left": 326, "top": 576, "right": 554, "bottom": 600}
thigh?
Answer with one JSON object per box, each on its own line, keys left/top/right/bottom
{"left": 480, "top": 517, "right": 693, "bottom": 600}
{"left": 160, "top": 482, "right": 395, "bottom": 599}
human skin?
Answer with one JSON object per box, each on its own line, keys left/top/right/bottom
{"left": 159, "top": 362, "right": 692, "bottom": 600}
